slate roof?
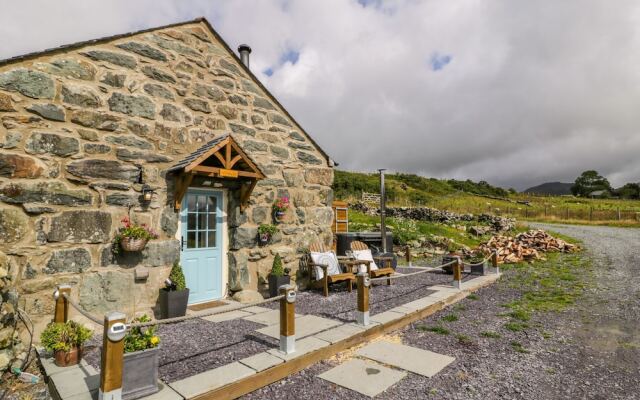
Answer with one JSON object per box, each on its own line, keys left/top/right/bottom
{"left": 167, "top": 133, "right": 264, "bottom": 177}
{"left": 0, "top": 17, "right": 333, "bottom": 165}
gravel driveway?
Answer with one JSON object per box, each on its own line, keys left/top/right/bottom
{"left": 243, "top": 224, "right": 640, "bottom": 400}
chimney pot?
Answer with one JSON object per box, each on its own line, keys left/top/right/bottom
{"left": 238, "top": 44, "right": 252, "bottom": 68}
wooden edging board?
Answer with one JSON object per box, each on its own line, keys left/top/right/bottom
{"left": 191, "top": 275, "right": 499, "bottom": 400}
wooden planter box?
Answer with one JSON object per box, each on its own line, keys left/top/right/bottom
{"left": 159, "top": 288, "right": 190, "bottom": 319}
{"left": 268, "top": 275, "right": 290, "bottom": 298}
{"left": 123, "top": 346, "right": 160, "bottom": 400}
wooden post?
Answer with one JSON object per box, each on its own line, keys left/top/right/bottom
{"left": 491, "top": 251, "right": 499, "bottom": 275}
{"left": 279, "top": 284, "right": 296, "bottom": 354}
{"left": 544, "top": 206, "right": 547, "bottom": 217}
{"left": 54, "top": 284, "right": 71, "bottom": 323}
{"left": 452, "top": 257, "right": 462, "bottom": 289}
{"left": 566, "top": 207, "right": 569, "bottom": 220}
{"left": 405, "top": 245, "right": 412, "bottom": 267}
{"left": 617, "top": 207, "right": 621, "bottom": 221}
{"left": 356, "top": 272, "right": 370, "bottom": 326}
{"left": 99, "top": 312, "right": 126, "bottom": 400}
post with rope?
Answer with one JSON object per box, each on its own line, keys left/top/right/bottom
{"left": 99, "top": 312, "right": 127, "bottom": 400}
{"left": 356, "top": 272, "right": 370, "bottom": 326}
{"left": 452, "top": 256, "right": 462, "bottom": 290}
{"left": 491, "top": 251, "right": 499, "bottom": 275}
{"left": 405, "top": 245, "right": 412, "bottom": 267}
{"left": 279, "top": 284, "right": 296, "bottom": 355}
{"left": 54, "top": 284, "right": 71, "bottom": 323}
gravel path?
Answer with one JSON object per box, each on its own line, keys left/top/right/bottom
{"left": 84, "top": 261, "right": 471, "bottom": 383}
{"left": 243, "top": 224, "right": 640, "bottom": 400}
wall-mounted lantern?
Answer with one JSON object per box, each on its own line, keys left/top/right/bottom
{"left": 142, "top": 185, "right": 155, "bottom": 202}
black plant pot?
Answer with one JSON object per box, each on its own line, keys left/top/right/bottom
{"left": 268, "top": 275, "right": 291, "bottom": 298}
{"left": 159, "top": 288, "right": 190, "bottom": 319}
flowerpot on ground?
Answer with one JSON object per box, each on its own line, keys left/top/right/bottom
{"left": 159, "top": 288, "right": 190, "bottom": 319}
{"left": 122, "top": 346, "right": 160, "bottom": 400}
{"left": 40, "top": 320, "right": 92, "bottom": 368}
{"left": 442, "top": 253, "right": 460, "bottom": 274}
{"left": 268, "top": 274, "right": 291, "bottom": 298}
{"left": 159, "top": 261, "right": 190, "bottom": 318}
{"left": 54, "top": 346, "right": 82, "bottom": 367}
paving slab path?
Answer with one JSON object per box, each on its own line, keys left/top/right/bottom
{"left": 243, "top": 224, "right": 640, "bottom": 399}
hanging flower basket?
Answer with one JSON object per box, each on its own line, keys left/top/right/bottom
{"left": 113, "top": 217, "right": 158, "bottom": 254}
{"left": 120, "top": 237, "right": 149, "bottom": 252}
{"left": 273, "top": 197, "right": 290, "bottom": 223}
{"left": 257, "top": 224, "right": 278, "bottom": 246}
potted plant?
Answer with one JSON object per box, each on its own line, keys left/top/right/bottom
{"left": 114, "top": 217, "right": 158, "bottom": 253}
{"left": 159, "top": 262, "right": 190, "bottom": 319}
{"left": 257, "top": 224, "right": 278, "bottom": 245}
{"left": 40, "top": 320, "right": 92, "bottom": 367}
{"left": 272, "top": 196, "right": 290, "bottom": 222}
{"left": 442, "top": 242, "right": 461, "bottom": 274}
{"left": 123, "top": 315, "right": 160, "bottom": 400}
{"left": 268, "top": 254, "right": 291, "bottom": 297}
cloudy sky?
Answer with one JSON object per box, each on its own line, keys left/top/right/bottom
{"left": 2, "top": 0, "right": 640, "bottom": 190}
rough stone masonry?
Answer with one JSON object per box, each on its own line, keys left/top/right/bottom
{"left": 0, "top": 18, "right": 334, "bottom": 371}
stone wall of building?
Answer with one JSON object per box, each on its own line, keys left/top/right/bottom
{"left": 0, "top": 20, "right": 333, "bottom": 344}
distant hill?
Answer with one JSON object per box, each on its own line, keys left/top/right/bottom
{"left": 523, "top": 182, "right": 573, "bottom": 196}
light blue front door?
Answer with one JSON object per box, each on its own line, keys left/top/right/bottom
{"left": 180, "top": 189, "right": 223, "bottom": 304}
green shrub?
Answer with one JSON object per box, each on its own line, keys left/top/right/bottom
{"left": 271, "top": 254, "right": 284, "bottom": 277}
{"left": 510, "top": 341, "right": 529, "bottom": 353}
{"left": 456, "top": 334, "right": 473, "bottom": 345}
{"left": 169, "top": 261, "right": 187, "bottom": 291}
{"left": 417, "top": 325, "right": 450, "bottom": 335}
{"left": 40, "top": 321, "right": 92, "bottom": 352}
{"left": 504, "top": 322, "right": 528, "bottom": 332}
{"left": 481, "top": 331, "right": 501, "bottom": 339}
{"left": 124, "top": 315, "right": 160, "bottom": 353}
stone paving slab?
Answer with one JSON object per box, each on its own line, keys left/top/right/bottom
{"left": 371, "top": 310, "right": 406, "bottom": 325}
{"left": 267, "top": 336, "right": 330, "bottom": 361}
{"left": 256, "top": 315, "right": 342, "bottom": 339}
{"left": 356, "top": 341, "right": 455, "bottom": 377}
{"left": 202, "top": 309, "right": 253, "bottom": 323}
{"left": 239, "top": 352, "right": 285, "bottom": 372}
{"left": 39, "top": 350, "right": 97, "bottom": 377}
{"left": 169, "top": 361, "right": 255, "bottom": 398}
{"left": 318, "top": 358, "right": 406, "bottom": 398}
{"left": 243, "top": 309, "right": 301, "bottom": 325}
{"left": 48, "top": 367, "right": 100, "bottom": 398}
{"left": 313, "top": 323, "right": 366, "bottom": 344}
{"left": 402, "top": 296, "right": 440, "bottom": 311}
{"left": 243, "top": 305, "right": 272, "bottom": 314}
{"left": 387, "top": 305, "right": 414, "bottom": 315}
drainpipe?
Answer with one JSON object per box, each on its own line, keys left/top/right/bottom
{"left": 238, "top": 44, "right": 252, "bottom": 68}
{"left": 379, "top": 169, "right": 387, "bottom": 253}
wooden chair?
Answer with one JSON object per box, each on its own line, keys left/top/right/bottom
{"left": 350, "top": 240, "right": 395, "bottom": 285}
{"left": 307, "top": 242, "right": 357, "bottom": 297}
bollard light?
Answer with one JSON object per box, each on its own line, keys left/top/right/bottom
{"left": 491, "top": 251, "right": 500, "bottom": 275}
{"left": 279, "top": 284, "right": 296, "bottom": 354}
{"left": 356, "top": 272, "right": 370, "bottom": 326}
{"left": 452, "top": 257, "right": 462, "bottom": 290}
{"left": 54, "top": 284, "right": 72, "bottom": 323}
{"left": 99, "top": 311, "right": 126, "bottom": 400}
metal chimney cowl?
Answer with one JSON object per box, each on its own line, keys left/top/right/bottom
{"left": 238, "top": 44, "right": 251, "bottom": 68}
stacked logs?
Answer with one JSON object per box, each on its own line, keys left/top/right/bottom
{"left": 478, "top": 229, "right": 578, "bottom": 263}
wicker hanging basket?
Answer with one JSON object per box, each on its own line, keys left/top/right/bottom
{"left": 120, "top": 237, "right": 149, "bottom": 252}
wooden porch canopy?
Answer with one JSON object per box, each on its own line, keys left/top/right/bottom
{"left": 168, "top": 134, "right": 265, "bottom": 211}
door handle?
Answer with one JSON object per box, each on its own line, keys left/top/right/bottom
{"left": 181, "top": 236, "right": 185, "bottom": 250}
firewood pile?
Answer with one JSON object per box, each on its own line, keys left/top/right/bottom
{"left": 478, "top": 229, "right": 578, "bottom": 263}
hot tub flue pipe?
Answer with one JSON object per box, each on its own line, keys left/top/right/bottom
{"left": 378, "top": 168, "right": 387, "bottom": 253}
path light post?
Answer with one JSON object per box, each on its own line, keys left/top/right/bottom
{"left": 53, "top": 284, "right": 71, "bottom": 323}
{"left": 356, "top": 272, "right": 370, "bottom": 326}
{"left": 279, "top": 284, "right": 296, "bottom": 354}
{"left": 491, "top": 251, "right": 499, "bottom": 275}
{"left": 99, "top": 312, "right": 127, "bottom": 400}
{"left": 452, "top": 257, "right": 462, "bottom": 290}
{"left": 405, "top": 245, "right": 412, "bottom": 267}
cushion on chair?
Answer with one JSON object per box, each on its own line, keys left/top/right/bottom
{"left": 352, "top": 249, "right": 379, "bottom": 273}
{"left": 310, "top": 251, "right": 342, "bottom": 280}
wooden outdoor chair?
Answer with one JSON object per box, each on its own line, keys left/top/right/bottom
{"left": 350, "top": 240, "right": 395, "bottom": 285}
{"left": 306, "top": 242, "right": 357, "bottom": 297}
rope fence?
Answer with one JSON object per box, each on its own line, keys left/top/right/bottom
{"left": 62, "top": 294, "right": 104, "bottom": 326}
{"left": 128, "top": 294, "right": 285, "bottom": 328}
{"left": 369, "top": 260, "right": 456, "bottom": 283}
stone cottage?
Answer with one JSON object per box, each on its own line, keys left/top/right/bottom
{"left": 0, "top": 17, "right": 334, "bottom": 362}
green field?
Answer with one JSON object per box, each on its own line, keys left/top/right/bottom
{"left": 335, "top": 170, "right": 640, "bottom": 226}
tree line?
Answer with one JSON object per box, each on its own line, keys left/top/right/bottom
{"left": 571, "top": 170, "right": 640, "bottom": 199}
